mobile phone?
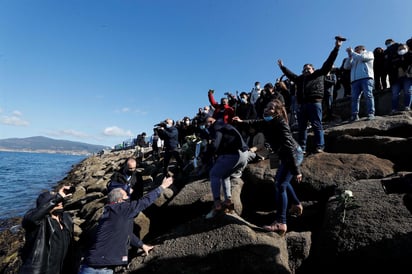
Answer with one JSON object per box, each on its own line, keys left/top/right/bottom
{"left": 64, "top": 186, "right": 76, "bottom": 194}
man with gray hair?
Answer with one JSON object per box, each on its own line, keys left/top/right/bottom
{"left": 79, "top": 176, "right": 173, "bottom": 273}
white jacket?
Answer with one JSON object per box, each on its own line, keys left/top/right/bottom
{"left": 344, "top": 50, "right": 374, "bottom": 82}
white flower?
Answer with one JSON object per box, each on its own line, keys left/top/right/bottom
{"left": 343, "top": 190, "right": 353, "bottom": 198}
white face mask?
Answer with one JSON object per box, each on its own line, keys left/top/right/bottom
{"left": 398, "top": 49, "right": 408, "bottom": 56}
{"left": 256, "top": 85, "right": 260, "bottom": 89}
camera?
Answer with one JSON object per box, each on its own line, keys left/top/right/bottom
{"left": 63, "top": 186, "right": 76, "bottom": 195}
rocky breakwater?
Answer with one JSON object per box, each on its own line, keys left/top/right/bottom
{"left": 1, "top": 111, "right": 412, "bottom": 274}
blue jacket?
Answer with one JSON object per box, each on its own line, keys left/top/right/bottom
{"left": 82, "top": 186, "right": 164, "bottom": 267}
{"left": 158, "top": 126, "right": 180, "bottom": 150}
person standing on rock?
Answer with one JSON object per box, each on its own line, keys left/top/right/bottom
{"left": 19, "top": 185, "right": 76, "bottom": 274}
{"left": 78, "top": 176, "right": 173, "bottom": 274}
{"left": 278, "top": 37, "right": 343, "bottom": 154}
{"left": 156, "top": 118, "right": 185, "bottom": 176}
{"left": 233, "top": 99, "right": 303, "bottom": 236}
{"left": 204, "top": 116, "right": 250, "bottom": 219}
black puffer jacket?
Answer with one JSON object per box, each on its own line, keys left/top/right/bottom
{"left": 280, "top": 47, "right": 339, "bottom": 104}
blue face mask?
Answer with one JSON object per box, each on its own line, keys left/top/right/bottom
{"left": 263, "top": 116, "right": 274, "bottom": 122}
{"left": 199, "top": 125, "right": 205, "bottom": 130}
{"left": 166, "top": 124, "right": 172, "bottom": 128}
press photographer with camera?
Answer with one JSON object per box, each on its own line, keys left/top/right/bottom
{"left": 156, "top": 118, "right": 184, "bottom": 176}
{"left": 19, "top": 185, "right": 76, "bottom": 274}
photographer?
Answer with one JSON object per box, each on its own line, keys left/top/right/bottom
{"left": 156, "top": 118, "right": 184, "bottom": 176}
{"left": 19, "top": 185, "right": 76, "bottom": 274}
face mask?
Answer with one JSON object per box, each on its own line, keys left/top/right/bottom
{"left": 256, "top": 85, "right": 260, "bottom": 89}
{"left": 52, "top": 209, "right": 64, "bottom": 216}
{"left": 241, "top": 98, "right": 247, "bottom": 104}
{"left": 166, "top": 124, "right": 172, "bottom": 128}
{"left": 398, "top": 49, "right": 408, "bottom": 56}
{"left": 199, "top": 125, "right": 205, "bottom": 130}
{"left": 263, "top": 116, "right": 274, "bottom": 122}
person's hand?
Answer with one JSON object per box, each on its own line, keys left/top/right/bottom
{"left": 335, "top": 39, "right": 343, "bottom": 48}
{"left": 232, "top": 116, "right": 242, "bottom": 123}
{"left": 58, "top": 185, "right": 73, "bottom": 198}
{"left": 346, "top": 47, "right": 352, "bottom": 56}
{"left": 277, "top": 59, "right": 283, "bottom": 67}
{"left": 141, "top": 244, "right": 154, "bottom": 256}
{"left": 296, "top": 173, "right": 302, "bottom": 183}
{"left": 161, "top": 176, "right": 173, "bottom": 189}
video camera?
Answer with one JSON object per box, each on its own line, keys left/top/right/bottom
{"left": 154, "top": 121, "right": 167, "bottom": 132}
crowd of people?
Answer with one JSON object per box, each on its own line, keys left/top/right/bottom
{"left": 18, "top": 35, "right": 412, "bottom": 274}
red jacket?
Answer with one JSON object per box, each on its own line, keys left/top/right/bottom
{"left": 208, "top": 91, "right": 235, "bottom": 124}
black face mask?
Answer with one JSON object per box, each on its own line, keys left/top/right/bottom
{"left": 124, "top": 169, "right": 134, "bottom": 176}
{"left": 52, "top": 209, "right": 64, "bottom": 216}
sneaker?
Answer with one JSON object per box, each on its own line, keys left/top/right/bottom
{"left": 405, "top": 107, "right": 411, "bottom": 111}
{"left": 315, "top": 148, "right": 324, "bottom": 153}
{"left": 289, "top": 204, "right": 303, "bottom": 217}
{"left": 223, "top": 200, "right": 235, "bottom": 213}
{"left": 205, "top": 203, "right": 223, "bottom": 219}
{"left": 367, "top": 114, "right": 375, "bottom": 120}
{"left": 350, "top": 114, "right": 359, "bottom": 122}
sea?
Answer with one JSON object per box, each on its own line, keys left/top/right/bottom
{"left": 0, "top": 151, "right": 86, "bottom": 220}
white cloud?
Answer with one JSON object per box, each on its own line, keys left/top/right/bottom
{"left": 58, "top": 129, "right": 90, "bottom": 138}
{"left": 0, "top": 111, "right": 29, "bottom": 126}
{"left": 103, "top": 126, "right": 133, "bottom": 137}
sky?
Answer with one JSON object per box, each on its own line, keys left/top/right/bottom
{"left": 0, "top": 0, "right": 411, "bottom": 147}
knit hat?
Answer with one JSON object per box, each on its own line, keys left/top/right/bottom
{"left": 36, "top": 191, "right": 54, "bottom": 207}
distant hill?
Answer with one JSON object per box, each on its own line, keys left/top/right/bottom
{"left": 0, "top": 136, "right": 110, "bottom": 155}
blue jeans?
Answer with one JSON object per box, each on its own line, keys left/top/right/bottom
{"left": 274, "top": 146, "right": 304, "bottom": 224}
{"left": 391, "top": 76, "right": 412, "bottom": 111}
{"left": 209, "top": 151, "right": 248, "bottom": 202}
{"left": 78, "top": 264, "right": 114, "bottom": 274}
{"left": 297, "top": 102, "right": 324, "bottom": 151}
{"left": 351, "top": 78, "right": 375, "bottom": 116}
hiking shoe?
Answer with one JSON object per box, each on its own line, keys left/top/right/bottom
{"left": 350, "top": 115, "right": 359, "bottom": 122}
{"left": 367, "top": 114, "right": 375, "bottom": 120}
{"left": 205, "top": 204, "right": 223, "bottom": 219}
{"left": 315, "top": 148, "right": 324, "bottom": 153}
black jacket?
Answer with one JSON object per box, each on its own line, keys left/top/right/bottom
{"left": 280, "top": 47, "right": 339, "bottom": 104}
{"left": 239, "top": 117, "right": 301, "bottom": 176}
{"left": 209, "top": 120, "right": 248, "bottom": 156}
{"left": 107, "top": 168, "right": 144, "bottom": 200}
{"left": 19, "top": 194, "right": 74, "bottom": 274}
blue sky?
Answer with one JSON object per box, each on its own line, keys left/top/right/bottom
{"left": 0, "top": 0, "right": 411, "bottom": 147}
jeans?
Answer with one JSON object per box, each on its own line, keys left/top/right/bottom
{"left": 297, "top": 102, "right": 324, "bottom": 152}
{"left": 274, "top": 145, "right": 304, "bottom": 224}
{"left": 209, "top": 151, "right": 248, "bottom": 202}
{"left": 391, "top": 76, "right": 412, "bottom": 111}
{"left": 351, "top": 78, "right": 375, "bottom": 116}
{"left": 78, "top": 264, "right": 114, "bottom": 274}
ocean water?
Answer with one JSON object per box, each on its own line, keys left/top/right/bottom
{"left": 0, "top": 151, "right": 86, "bottom": 219}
